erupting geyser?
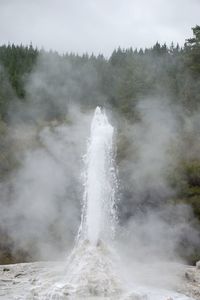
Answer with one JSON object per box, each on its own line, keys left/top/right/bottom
{"left": 46, "top": 106, "right": 123, "bottom": 299}
{"left": 26, "top": 107, "right": 194, "bottom": 300}
{"left": 78, "top": 106, "right": 118, "bottom": 246}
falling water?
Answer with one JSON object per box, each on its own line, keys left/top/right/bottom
{"left": 78, "top": 106, "right": 118, "bottom": 245}
{"left": 43, "top": 107, "right": 124, "bottom": 299}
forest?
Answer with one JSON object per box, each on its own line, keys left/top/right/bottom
{"left": 0, "top": 25, "right": 200, "bottom": 264}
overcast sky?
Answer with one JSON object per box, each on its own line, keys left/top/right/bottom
{"left": 0, "top": 0, "right": 199, "bottom": 56}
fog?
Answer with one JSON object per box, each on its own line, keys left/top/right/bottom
{"left": 0, "top": 51, "right": 200, "bottom": 293}
{"left": 1, "top": 107, "right": 92, "bottom": 259}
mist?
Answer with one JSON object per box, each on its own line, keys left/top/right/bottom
{"left": 0, "top": 109, "right": 92, "bottom": 260}
{"left": 0, "top": 47, "right": 200, "bottom": 296}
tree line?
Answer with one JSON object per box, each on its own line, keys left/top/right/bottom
{"left": 0, "top": 26, "right": 199, "bottom": 122}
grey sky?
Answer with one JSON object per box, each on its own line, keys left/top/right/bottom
{"left": 0, "top": 0, "right": 199, "bottom": 56}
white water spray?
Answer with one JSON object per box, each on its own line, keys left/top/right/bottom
{"left": 43, "top": 107, "right": 124, "bottom": 299}
{"left": 79, "top": 106, "right": 117, "bottom": 246}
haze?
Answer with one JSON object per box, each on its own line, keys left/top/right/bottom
{"left": 0, "top": 0, "right": 200, "bottom": 56}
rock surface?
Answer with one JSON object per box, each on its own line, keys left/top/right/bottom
{"left": 0, "top": 261, "right": 199, "bottom": 299}
{"left": 178, "top": 265, "right": 200, "bottom": 300}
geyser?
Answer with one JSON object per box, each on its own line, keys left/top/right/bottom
{"left": 45, "top": 106, "right": 123, "bottom": 299}
{"left": 25, "top": 107, "right": 195, "bottom": 300}
{"left": 78, "top": 106, "right": 118, "bottom": 246}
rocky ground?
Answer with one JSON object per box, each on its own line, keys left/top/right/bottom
{"left": 177, "top": 264, "right": 200, "bottom": 300}
{"left": 0, "top": 261, "right": 199, "bottom": 299}
{"left": 0, "top": 262, "right": 62, "bottom": 299}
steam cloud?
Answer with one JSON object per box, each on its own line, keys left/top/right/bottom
{"left": 0, "top": 107, "right": 92, "bottom": 259}
{"left": 0, "top": 52, "right": 200, "bottom": 291}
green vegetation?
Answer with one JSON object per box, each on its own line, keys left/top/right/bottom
{"left": 0, "top": 26, "right": 199, "bottom": 122}
{"left": 172, "top": 160, "right": 200, "bottom": 220}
